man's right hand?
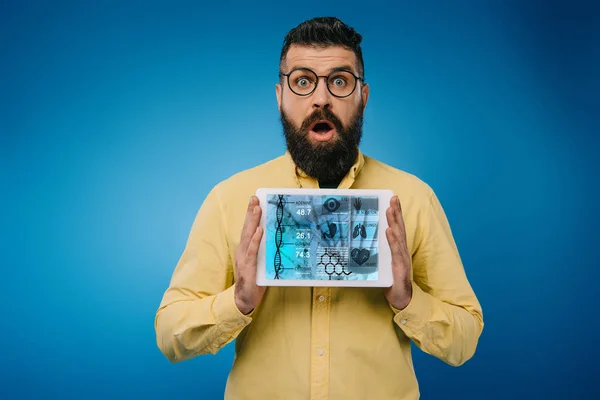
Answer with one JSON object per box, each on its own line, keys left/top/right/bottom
{"left": 234, "top": 196, "right": 266, "bottom": 315}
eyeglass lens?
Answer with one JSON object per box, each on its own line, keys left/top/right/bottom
{"left": 287, "top": 69, "right": 357, "bottom": 97}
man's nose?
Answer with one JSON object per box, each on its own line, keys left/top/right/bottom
{"left": 312, "top": 77, "right": 332, "bottom": 109}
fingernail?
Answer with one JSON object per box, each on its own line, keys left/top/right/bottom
{"left": 253, "top": 205, "right": 259, "bottom": 214}
{"left": 249, "top": 196, "right": 254, "bottom": 205}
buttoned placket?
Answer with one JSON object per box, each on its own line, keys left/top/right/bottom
{"left": 310, "top": 287, "right": 331, "bottom": 400}
{"left": 288, "top": 152, "right": 363, "bottom": 400}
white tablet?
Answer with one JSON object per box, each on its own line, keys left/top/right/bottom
{"left": 255, "top": 188, "right": 394, "bottom": 287}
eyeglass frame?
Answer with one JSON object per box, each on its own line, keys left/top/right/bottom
{"left": 279, "top": 67, "right": 365, "bottom": 99}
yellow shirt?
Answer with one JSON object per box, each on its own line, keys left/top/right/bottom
{"left": 155, "top": 150, "right": 484, "bottom": 400}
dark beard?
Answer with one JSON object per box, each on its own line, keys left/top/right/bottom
{"left": 280, "top": 104, "right": 363, "bottom": 184}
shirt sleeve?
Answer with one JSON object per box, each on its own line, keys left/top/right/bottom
{"left": 390, "top": 189, "right": 484, "bottom": 367}
{"left": 154, "top": 185, "right": 253, "bottom": 363}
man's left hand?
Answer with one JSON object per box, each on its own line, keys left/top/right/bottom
{"left": 384, "top": 196, "right": 413, "bottom": 310}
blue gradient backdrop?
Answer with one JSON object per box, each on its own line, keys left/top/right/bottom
{"left": 2, "top": 1, "right": 599, "bottom": 399}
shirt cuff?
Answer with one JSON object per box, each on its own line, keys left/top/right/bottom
{"left": 212, "top": 284, "right": 254, "bottom": 333}
{"left": 389, "top": 282, "right": 432, "bottom": 334}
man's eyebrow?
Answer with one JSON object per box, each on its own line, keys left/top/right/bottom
{"left": 286, "top": 65, "right": 358, "bottom": 75}
{"left": 328, "top": 65, "right": 356, "bottom": 74}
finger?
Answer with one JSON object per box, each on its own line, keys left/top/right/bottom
{"left": 387, "top": 198, "right": 409, "bottom": 251}
{"left": 240, "top": 200, "right": 262, "bottom": 250}
{"left": 245, "top": 226, "right": 264, "bottom": 271}
{"left": 386, "top": 227, "right": 402, "bottom": 267}
{"left": 393, "top": 196, "right": 405, "bottom": 222}
{"left": 391, "top": 196, "right": 406, "bottom": 237}
{"left": 240, "top": 196, "right": 258, "bottom": 236}
{"left": 386, "top": 203, "right": 403, "bottom": 243}
{"left": 387, "top": 226, "right": 412, "bottom": 283}
{"left": 240, "top": 206, "right": 262, "bottom": 252}
{"left": 386, "top": 204, "right": 397, "bottom": 228}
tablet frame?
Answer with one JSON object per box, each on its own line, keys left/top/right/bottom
{"left": 255, "top": 188, "right": 394, "bottom": 287}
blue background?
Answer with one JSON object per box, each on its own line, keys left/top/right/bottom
{"left": 2, "top": 0, "right": 598, "bottom": 399}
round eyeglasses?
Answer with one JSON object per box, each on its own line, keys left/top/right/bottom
{"left": 279, "top": 68, "right": 365, "bottom": 98}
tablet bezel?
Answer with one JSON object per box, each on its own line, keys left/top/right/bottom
{"left": 255, "top": 188, "right": 394, "bottom": 287}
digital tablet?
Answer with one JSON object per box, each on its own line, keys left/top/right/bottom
{"left": 255, "top": 188, "right": 394, "bottom": 287}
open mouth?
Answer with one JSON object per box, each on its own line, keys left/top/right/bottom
{"left": 309, "top": 120, "right": 335, "bottom": 135}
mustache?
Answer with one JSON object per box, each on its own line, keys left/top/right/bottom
{"left": 280, "top": 103, "right": 363, "bottom": 183}
{"left": 300, "top": 108, "right": 344, "bottom": 133}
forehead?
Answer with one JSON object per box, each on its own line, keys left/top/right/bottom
{"left": 284, "top": 45, "right": 358, "bottom": 74}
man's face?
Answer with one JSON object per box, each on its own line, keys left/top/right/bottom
{"left": 276, "top": 45, "right": 370, "bottom": 183}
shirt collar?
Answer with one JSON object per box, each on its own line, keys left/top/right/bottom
{"left": 283, "top": 149, "right": 365, "bottom": 189}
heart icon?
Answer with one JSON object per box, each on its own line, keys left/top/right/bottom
{"left": 351, "top": 248, "right": 370, "bottom": 265}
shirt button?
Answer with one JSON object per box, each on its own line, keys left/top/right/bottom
{"left": 318, "top": 349, "right": 324, "bottom": 356}
{"left": 401, "top": 319, "right": 407, "bottom": 325}
{"left": 318, "top": 296, "right": 325, "bottom": 302}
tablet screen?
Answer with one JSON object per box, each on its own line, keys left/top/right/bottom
{"left": 265, "top": 194, "right": 380, "bottom": 281}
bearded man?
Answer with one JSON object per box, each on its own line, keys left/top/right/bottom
{"left": 155, "top": 16, "right": 483, "bottom": 400}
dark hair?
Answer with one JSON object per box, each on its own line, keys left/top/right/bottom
{"left": 280, "top": 17, "right": 364, "bottom": 78}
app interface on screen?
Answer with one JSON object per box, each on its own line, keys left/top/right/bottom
{"left": 265, "top": 194, "right": 380, "bottom": 280}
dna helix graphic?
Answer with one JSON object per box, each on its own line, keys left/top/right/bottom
{"left": 274, "top": 195, "right": 284, "bottom": 279}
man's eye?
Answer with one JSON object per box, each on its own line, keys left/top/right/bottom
{"left": 297, "top": 78, "right": 310, "bottom": 87}
{"left": 332, "top": 77, "right": 347, "bottom": 86}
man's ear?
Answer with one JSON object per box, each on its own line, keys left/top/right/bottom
{"left": 361, "top": 83, "right": 370, "bottom": 112}
{"left": 276, "top": 83, "right": 282, "bottom": 112}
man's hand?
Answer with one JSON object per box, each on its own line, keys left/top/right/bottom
{"left": 384, "top": 196, "right": 413, "bottom": 310}
{"left": 234, "top": 196, "right": 266, "bottom": 315}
